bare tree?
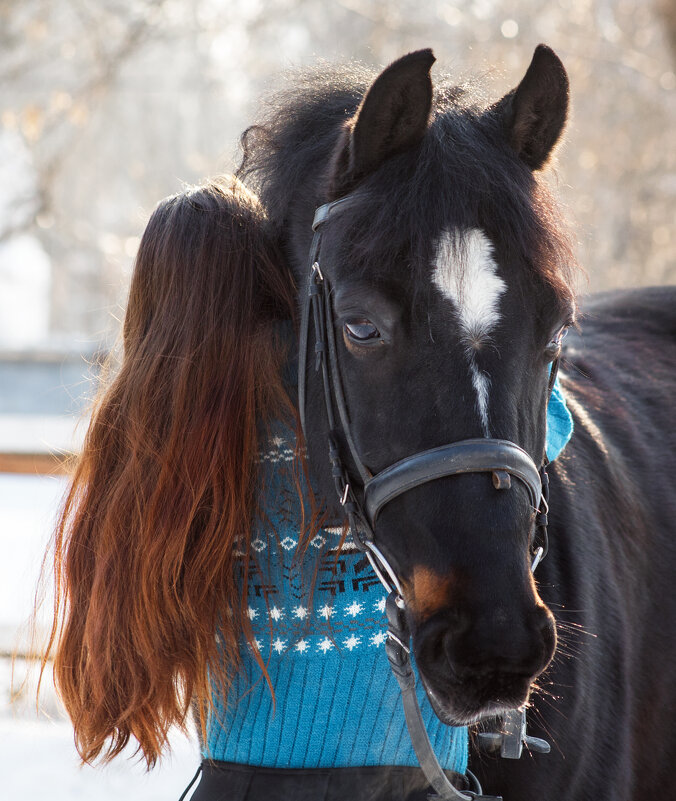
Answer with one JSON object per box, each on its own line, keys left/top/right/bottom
{"left": 0, "top": 0, "right": 673, "bottom": 349}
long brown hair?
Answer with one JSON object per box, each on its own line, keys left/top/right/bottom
{"left": 43, "top": 176, "right": 296, "bottom": 766}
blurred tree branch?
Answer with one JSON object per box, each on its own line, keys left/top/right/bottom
{"left": 655, "top": 0, "right": 676, "bottom": 64}
{"left": 0, "top": 0, "right": 673, "bottom": 345}
{"left": 0, "top": 0, "right": 169, "bottom": 243}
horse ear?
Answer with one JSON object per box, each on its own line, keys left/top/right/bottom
{"left": 494, "top": 44, "right": 569, "bottom": 171}
{"left": 331, "top": 49, "right": 435, "bottom": 195}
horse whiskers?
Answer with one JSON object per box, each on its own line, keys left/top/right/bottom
{"left": 526, "top": 703, "right": 565, "bottom": 758}
{"left": 529, "top": 680, "right": 561, "bottom": 703}
{"left": 550, "top": 641, "right": 585, "bottom": 662}
{"left": 544, "top": 600, "right": 583, "bottom": 609}
{"left": 555, "top": 619, "right": 598, "bottom": 637}
{"left": 555, "top": 632, "right": 593, "bottom": 647}
{"left": 549, "top": 619, "right": 596, "bottom": 663}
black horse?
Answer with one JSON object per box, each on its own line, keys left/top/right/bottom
{"left": 234, "top": 46, "right": 676, "bottom": 800}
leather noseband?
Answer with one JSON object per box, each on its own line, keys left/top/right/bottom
{"left": 364, "top": 438, "right": 542, "bottom": 524}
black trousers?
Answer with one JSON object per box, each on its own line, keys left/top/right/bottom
{"left": 183, "top": 760, "right": 468, "bottom": 801}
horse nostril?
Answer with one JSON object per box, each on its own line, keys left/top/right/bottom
{"left": 416, "top": 612, "right": 469, "bottom": 672}
{"left": 416, "top": 604, "right": 556, "bottom": 684}
{"left": 417, "top": 618, "right": 446, "bottom": 669}
{"left": 430, "top": 632, "right": 445, "bottom": 667}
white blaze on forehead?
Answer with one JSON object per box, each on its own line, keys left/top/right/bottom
{"left": 432, "top": 228, "right": 506, "bottom": 436}
{"left": 432, "top": 228, "right": 506, "bottom": 346}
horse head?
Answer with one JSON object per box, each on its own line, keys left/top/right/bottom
{"left": 246, "top": 45, "right": 576, "bottom": 726}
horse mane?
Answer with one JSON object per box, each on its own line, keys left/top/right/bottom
{"left": 238, "top": 63, "right": 579, "bottom": 312}
{"left": 42, "top": 176, "right": 301, "bottom": 767}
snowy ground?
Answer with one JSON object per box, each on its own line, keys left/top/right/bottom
{"left": 0, "top": 708, "right": 200, "bottom": 800}
{"left": 0, "top": 473, "right": 201, "bottom": 800}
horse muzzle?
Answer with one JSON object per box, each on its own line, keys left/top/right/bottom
{"left": 411, "top": 600, "right": 557, "bottom": 725}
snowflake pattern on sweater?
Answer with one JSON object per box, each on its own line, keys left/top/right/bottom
{"left": 243, "top": 430, "right": 388, "bottom": 661}
{"left": 206, "top": 423, "right": 469, "bottom": 770}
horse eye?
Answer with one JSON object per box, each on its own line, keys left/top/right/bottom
{"left": 545, "top": 326, "right": 568, "bottom": 358}
{"left": 344, "top": 320, "right": 381, "bottom": 342}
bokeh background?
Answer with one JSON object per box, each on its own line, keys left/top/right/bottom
{"left": 0, "top": 1, "right": 674, "bottom": 798}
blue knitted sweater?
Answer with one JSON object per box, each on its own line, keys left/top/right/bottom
{"left": 205, "top": 427, "right": 468, "bottom": 771}
{"left": 204, "top": 377, "right": 572, "bottom": 771}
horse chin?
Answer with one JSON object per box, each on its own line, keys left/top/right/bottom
{"left": 419, "top": 671, "right": 532, "bottom": 727}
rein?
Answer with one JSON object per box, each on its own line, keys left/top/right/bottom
{"left": 298, "top": 196, "right": 555, "bottom": 801}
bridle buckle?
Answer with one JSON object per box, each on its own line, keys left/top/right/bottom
{"left": 311, "top": 260, "right": 323, "bottom": 281}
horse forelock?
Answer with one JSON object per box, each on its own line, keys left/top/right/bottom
{"left": 237, "top": 62, "right": 579, "bottom": 315}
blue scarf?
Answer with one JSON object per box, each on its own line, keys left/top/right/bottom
{"left": 546, "top": 375, "right": 573, "bottom": 461}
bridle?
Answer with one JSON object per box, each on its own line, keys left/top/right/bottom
{"left": 298, "top": 195, "right": 555, "bottom": 801}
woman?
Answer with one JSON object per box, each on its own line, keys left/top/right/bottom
{"left": 44, "top": 176, "right": 469, "bottom": 800}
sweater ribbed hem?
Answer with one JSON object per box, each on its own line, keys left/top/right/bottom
{"left": 205, "top": 648, "right": 468, "bottom": 772}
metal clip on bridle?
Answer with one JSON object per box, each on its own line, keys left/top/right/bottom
{"left": 299, "top": 195, "right": 557, "bottom": 801}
